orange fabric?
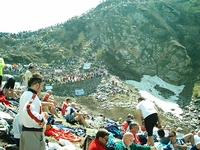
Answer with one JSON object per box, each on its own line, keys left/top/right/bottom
{"left": 42, "top": 95, "right": 48, "bottom": 101}
{"left": 61, "top": 102, "right": 68, "bottom": 116}
{"left": 0, "top": 91, "right": 11, "bottom": 107}
{"left": 45, "top": 127, "right": 81, "bottom": 142}
{"left": 121, "top": 121, "right": 128, "bottom": 132}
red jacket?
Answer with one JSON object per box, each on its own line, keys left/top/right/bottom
{"left": 133, "top": 134, "right": 141, "bottom": 144}
{"left": 88, "top": 138, "right": 106, "bottom": 150}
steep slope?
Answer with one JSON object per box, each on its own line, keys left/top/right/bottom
{"left": 0, "top": 0, "right": 200, "bottom": 106}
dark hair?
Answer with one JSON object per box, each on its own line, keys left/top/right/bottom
{"left": 127, "top": 114, "right": 134, "bottom": 119}
{"left": 28, "top": 63, "right": 35, "bottom": 69}
{"left": 96, "top": 129, "right": 109, "bottom": 139}
{"left": 138, "top": 97, "right": 145, "bottom": 101}
{"left": 169, "top": 131, "right": 176, "bottom": 136}
{"left": 28, "top": 72, "right": 43, "bottom": 87}
{"left": 129, "top": 122, "right": 139, "bottom": 130}
{"left": 157, "top": 129, "right": 165, "bottom": 138}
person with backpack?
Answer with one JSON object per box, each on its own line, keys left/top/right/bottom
{"left": 120, "top": 114, "right": 134, "bottom": 133}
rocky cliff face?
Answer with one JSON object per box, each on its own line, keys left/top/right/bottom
{"left": 79, "top": 0, "right": 199, "bottom": 105}
{"left": 86, "top": 0, "right": 195, "bottom": 83}
{"left": 1, "top": 0, "right": 199, "bottom": 106}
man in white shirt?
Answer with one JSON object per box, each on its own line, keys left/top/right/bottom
{"left": 18, "top": 72, "right": 48, "bottom": 150}
{"left": 194, "top": 131, "right": 200, "bottom": 145}
{"left": 176, "top": 127, "right": 194, "bottom": 146}
{"left": 23, "top": 63, "right": 35, "bottom": 87}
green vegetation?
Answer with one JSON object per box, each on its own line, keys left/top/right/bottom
{"left": 192, "top": 82, "right": 200, "bottom": 98}
{"left": 0, "top": 0, "right": 200, "bottom": 103}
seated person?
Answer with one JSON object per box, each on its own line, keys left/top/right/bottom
{"left": 3, "top": 74, "right": 16, "bottom": 99}
{"left": 115, "top": 132, "right": 156, "bottom": 150}
{"left": 166, "top": 130, "right": 187, "bottom": 150}
{"left": 43, "top": 90, "right": 56, "bottom": 105}
{"left": 176, "top": 127, "right": 194, "bottom": 146}
{"left": 191, "top": 142, "right": 200, "bottom": 150}
{"left": 129, "top": 122, "right": 147, "bottom": 145}
{"left": 157, "top": 128, "right": 170, "bottom": 145}
{"left": 64, "top": 102, "right": 89, "bottom": 127}
{"left": 61, "top": 97, "right": 71, "bottom": 116}
{"left": 41, "top": 101, "right": 59, "bottom": 118}
{"left": 194, "top": 130, "right": 200, "bottom": 145}
{"left": 120, "top": 114, "right": 134, "bottom": 133}
{"left": 42, "top": 90, "right": 59, "bottom": 118}
{"left": 88, "top": 129, "right": 109, "bottom": 150}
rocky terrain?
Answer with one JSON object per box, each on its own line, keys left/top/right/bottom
{"left": 0, "top": 0, "right": 200, "bottom": 106}
{"left": 0, "top": 0, "right": 200, "bottom": 148}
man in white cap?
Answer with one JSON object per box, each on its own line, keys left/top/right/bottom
{"left": 176, "top": 127, "right": 194, "bottom": 146}
{"left": 64, "top": 102, "right": 89, "bottom": 127}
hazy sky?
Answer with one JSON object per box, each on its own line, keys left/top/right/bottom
{"left": 0, "top": 0, "right": 101, "bottom": 33}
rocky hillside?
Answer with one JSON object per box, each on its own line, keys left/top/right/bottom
{"left": 0, "top": 0, "right": 200, "bottom": 106}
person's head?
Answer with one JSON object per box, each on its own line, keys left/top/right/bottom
{"left": 165, "top": 125, "right": 171, "bottom": 131}
{"left": 127, "top": 114, "right": 134, "bottom": 119}
{"left": 65, "top": 97, "right": 71, "bottom": 103}
{"left": 176, "top": 127, "right": 183, "bottom": 133}
{"left": 95, "top": 129, "right": 109, "bottom": 145}
{"left": 46, "top": 90, "right": 52, "bottom": 95}
{"left": 168, "top": 131, "right": 177, "bottom": 143}
{"left": 157, "top": 129, "right": 165, "bottom": 138}
{"left": 197, "top": 131, "right": 200, "bottom": 137}
{"left": 123, "top": 132, "right": 134, "bottom": 146}
{"left": 129, "top": 122, "right": 139, "bottom": 135}
{"left": 28, "top": 63, "right": 35, "bottom": 72}
{"left": 28, "top": 72, "right": 44, "bottom": 95}
{"left": 71, "top": 102, "right": 76, "bottom": 108}
{"left": 137, "top": 97, "right": 145, "bottom": 103}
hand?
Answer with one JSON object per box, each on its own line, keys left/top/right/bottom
{"left": 42, "top": 112, "right": 49, "bottom": 119}
{"left": 173, "top": 144, "right": 179, "bottom": 148}
{"left": 38, "top": 119, "right": 46, "bottom": 127}
{"left": 157, "top": 123, "right": 162, "bottom": 129}
{"left": 150, "top": 146, "right": 157, "bottom": 150}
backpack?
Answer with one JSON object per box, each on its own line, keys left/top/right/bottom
{"left": 105, "top": 125, "right": 123, "bottom": 139}
{"left": 80, "top": 135, "right": 95, "bottom": 150}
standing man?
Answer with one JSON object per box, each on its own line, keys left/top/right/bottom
{"left": 18, "top": 72, "right": 48, "bottom": 150}
{"left": 23, "top": 63, "right": 35, "bottom": 87}
{"left": 0, "top": 57, "right": 5, "bottom": 89}
{"left": 136, "top": 97, "right": 162, "bottom": 146}
{"left": 88, "top": 129, "right": 109, "bottom": 150}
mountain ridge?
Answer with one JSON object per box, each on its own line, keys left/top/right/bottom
{"left": 0, "top": 0, "right": 200, "bottom": 106}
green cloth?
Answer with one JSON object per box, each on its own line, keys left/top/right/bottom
{"left": 115, "top": 141, "right": 150, "bottom": 150}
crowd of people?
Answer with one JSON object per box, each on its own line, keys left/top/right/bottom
{"left": 1, "top": 56, "right": 200, "bottom": 150}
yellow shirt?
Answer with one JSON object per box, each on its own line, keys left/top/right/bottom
{"left": 0, "top": 58, "right": 5, "bottom": 76}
